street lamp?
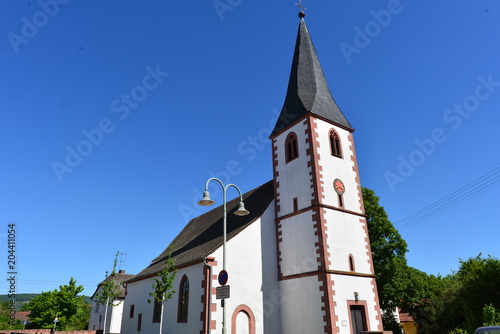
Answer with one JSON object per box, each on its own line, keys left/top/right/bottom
{"left": 198, "top": 177, "right": 250, "bottom": 334}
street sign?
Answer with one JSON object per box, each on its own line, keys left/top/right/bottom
{"left": 218, "top": 270, "right": 228, "bottom": 286}
{"left": 216, "top": 285, "right": 230, "bottom": 299}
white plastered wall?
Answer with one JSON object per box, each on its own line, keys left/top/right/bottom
{"left": 272, "top": 120, "right": 313, "bottom": 216}
{"left": 88, "top": 287, "right": 123, "bottom": 334}
{"left": 121, "top": 263, "right": 205, "bottom": 334}
{"left": 207, "top": 201, "right": 280, "bottom": 334}
{"left": 109, "top": 300, "right": 124, "bottom": 334}
{"left": 279, "top": 277, "right": 326, "bottom": 334}
{"left": 325, "top": 209, "right": 371, "bottom": 274}
{"left": 312, "top": 118, "right": 363, "bottom": 213}
{"left": 278, "top": 211, "right": 319, "bottom": 276}
{"left": 332, "top": 275, "right": 381, "bottom": 333}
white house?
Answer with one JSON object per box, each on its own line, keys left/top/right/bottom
{"left": 121, "top": 12, "right": 384, "bottom": 334}
{"left": 89, "top": 270, "right": 134, "bottom": 334}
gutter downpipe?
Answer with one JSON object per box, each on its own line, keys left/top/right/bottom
{"left": 203, "top": 257, "right": 213, "bottom": 334}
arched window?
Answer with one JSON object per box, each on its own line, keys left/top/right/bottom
{"left": 285, "top": 132, "right": 299, "bottom": 162}
{"left": 177, "top": 275, "right": 189, "bottom": 322}
{"left": 329, "top": 130, "right": 342, "bottom": 158}
{"left": 349, "top": 254, "right": 355, "bottom": 272}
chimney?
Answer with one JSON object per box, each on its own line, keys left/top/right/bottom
{"left": 119, "top": 270, "right": 125, "bottom": 274}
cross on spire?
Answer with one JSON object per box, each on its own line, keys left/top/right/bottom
{"left": 295, "top": 0, "right": 306, "bottom": 12}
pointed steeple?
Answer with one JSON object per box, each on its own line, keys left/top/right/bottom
{"left": 271, "top": 13, "right": 353, "bottom": 136}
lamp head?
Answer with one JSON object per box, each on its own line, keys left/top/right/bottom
{"left": 198, "top": 191, "right": 215, "bottom": 206}
{"left": 234, "top": 202, "right": 250, "bottom": 216}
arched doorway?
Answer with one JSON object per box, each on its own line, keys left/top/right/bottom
{"left": 231, "top": 304, "right": 256, "bottom": 334}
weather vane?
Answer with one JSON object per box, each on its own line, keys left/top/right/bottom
{"left": 295, "top": 0, "right": 306, "bottom": 12}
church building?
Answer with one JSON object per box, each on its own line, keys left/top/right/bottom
{"left": 121, "top": 11, "right": 384, "bottom": 334}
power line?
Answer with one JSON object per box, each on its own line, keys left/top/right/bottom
{"left": 394, "top": 167, "right": 500, "bottom": 231}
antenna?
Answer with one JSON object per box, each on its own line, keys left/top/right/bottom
{"left": 119, "top": 252, "right": 127, "bottom": 271}
{"left": 295, "top": 0, "right": 306, "bottom": 12}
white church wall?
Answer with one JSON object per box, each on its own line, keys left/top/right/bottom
{"left": 279, "top": 276, "right": 325, "bottom": 334}
{"left": 163, "top": 263, "right": 205, "bottom": 334}
{"left": 278, "top": 211, "right": 319, "bottom": 276}
{"left": 324, "top": 209, "right": 372, "bottom": 274}
{"left": 121, "top": 263, "right": 205, "bottom": 334}
{"left": 208, "top": 201, "right": 280, "bottom": 334}
{"left": 121, "top": 277, "right": 155, "bottom": 334}
{"left": 272, "top": 120, "right": 313, "bottom": 215}
{"left": 332, "top": 275, "right": 381, "bottom": 333}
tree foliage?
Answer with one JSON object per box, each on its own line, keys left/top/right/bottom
{"left": 0, "top": 301, "right": 24, "bottom": 330}
{"left": 362, "top": 188, "right": 500, "bottom": 334}
{"left": 95, "top": 251, "right": 122, "bottom": 307}
{"left": 363, "top": 187, "right": 448, "bottom": 333}
{"left": 149, "top": 243, "right": 178, "bottom": 334}
{"left": 149, "top": 244, "right": 178, "bottom": 304}
{"left": 24, "top": 277, "right": 89, "bottom": 330}
{"left": 482, "top": 304, "right": 500, "bottom": 327}
{"left": 95, "top": 251, "right": 123, "bottom": 334}
{"left": 362, "top": 188, "right": 408, "bottom": 309}
{"left": 425, "top": 255, "right": 500, "bottom": 334}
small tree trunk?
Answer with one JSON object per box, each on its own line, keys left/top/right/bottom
{"left": 159, "top": 300, "right": 164, "bottom": 334}
{"left": 103, "top": 297, "right": 109, "bottom": 334}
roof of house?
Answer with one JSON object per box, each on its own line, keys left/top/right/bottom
{"left": 16, "top": 311, "right": 30, "bottom": 322}
{"left": 399, "top": 308, "right": 415, "bottom": 323}
{"left": 128, "top": 180, "right": 274, "bottom": 283}
{"left": 91, "top": 270, "right": 135, "bottom": 299}
{"left": 271, "top": 14, "right": 353, "bottom": 136}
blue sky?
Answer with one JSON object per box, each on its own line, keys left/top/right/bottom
{"left": 1, "top": 1, "right": 499, "bottom": 296}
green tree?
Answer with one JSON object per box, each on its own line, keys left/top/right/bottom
{"left": 149, "top": 243, "right": 178, "bottom": 334}
{"left": 95, "top": 251, "right": 122, "bottom": 334}
{"left": 57, "top": 277, "right": 86, "bottom": 328}
{"left": 24, "top": 278, "right": 89, "bottom": 330}
{"left": 482, "top": 304, "right": 500, "bottom": 327}
{"left": 362, "top": 187, "right": 444, "bottom": 333}
{"left": 362, "top": 188, "right": 408, "bottom": 319}
{"left": 0, "top": 301, "right": 24, "bottom": 330}
{"left": 438, "top": 255, "right": 500, "bottom": 334}
{"left": 362, "top": 188, "right": 500, "bottom": 334}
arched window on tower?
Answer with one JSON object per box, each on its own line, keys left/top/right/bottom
{"left": 177, "top": 275, "right": 189, "bottom": 323}
{"left": 285, "top": 132, "right": 299, "bottom": 163}
{"left": 329, "top": 130, "right": 342, "bottom": 158}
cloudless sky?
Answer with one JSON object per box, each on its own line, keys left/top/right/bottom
{"left": 1, "top": 1, "right": 499, "bottom": 296}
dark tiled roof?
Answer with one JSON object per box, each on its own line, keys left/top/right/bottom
{"left": 128, "top": 180, "right": 274, "bottom": 283}
{"left": 271, "top": 18, "right": 353, "bottom": 136}
{"left": 91, "top": 272, "right": 135, "bottom": 299}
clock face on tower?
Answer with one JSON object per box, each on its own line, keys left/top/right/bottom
{"left": 333, "top": 178, "right": 345, "bottom": 195}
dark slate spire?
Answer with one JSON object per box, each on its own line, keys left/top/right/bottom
{"left": 271, "top": 13, "right": 353, "bottom": 136}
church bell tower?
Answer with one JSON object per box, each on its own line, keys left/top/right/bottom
{"left": 270, "top": 12, "right": 383, "bottom": 334}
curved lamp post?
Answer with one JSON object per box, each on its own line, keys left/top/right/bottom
{"left": 198, "top": 177, "right": 250, "bottom": 334}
